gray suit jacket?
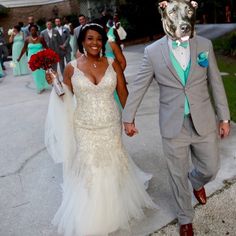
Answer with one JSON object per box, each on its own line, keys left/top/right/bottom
{"left": 74, "top": 25, "right": 82, "bottom": 39}
{"left": 40, "top": 29, "right": 60, "bottom": 54}
{"left": 55, "top": 26, "right": 72, "bottom": 56}
{"left": 122, "top": 35, "right": 230, "bottom": 138}
{"left": 73, "top": 25, "right": 83, "bottom": 52}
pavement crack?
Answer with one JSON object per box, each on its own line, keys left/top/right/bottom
{"left": 0, "top": 147, "right": 46, "bottom": 178}
{"left": 12, "top": 201, "right": 31, "bottom": 208}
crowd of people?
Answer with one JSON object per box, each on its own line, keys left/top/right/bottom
{"left": 0, "top": 12, "right": 127, "bottom": 94}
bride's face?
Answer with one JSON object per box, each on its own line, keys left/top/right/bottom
{"left": 83, "top": 29, "right": 103, "bottom": 57}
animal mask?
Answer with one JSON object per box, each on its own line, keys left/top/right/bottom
{"left": 158, "top": 0, "right": 198, "bottom": 41}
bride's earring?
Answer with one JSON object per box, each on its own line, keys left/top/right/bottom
{"left": 100, "top": 49, "right": 103, "bottom": 58}
{"left": 83, "top": 47, "right": 88, "bottom": 57}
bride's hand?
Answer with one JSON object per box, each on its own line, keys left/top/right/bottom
{"left": 123, "top": 122, "right": 139, "bottom": 137}
{"left": 46, "top": 70, "right": 58, "bottom": 84}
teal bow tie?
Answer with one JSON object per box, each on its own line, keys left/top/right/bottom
{"left": 172, "top": 41, "right": 189, "bottom": 49}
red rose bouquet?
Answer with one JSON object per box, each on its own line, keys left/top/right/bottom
{"left": 28, "top": 48, "right": 60, "bottom": 71}
{"left": 28, "top": 49, "right": 65, "bottom": 96}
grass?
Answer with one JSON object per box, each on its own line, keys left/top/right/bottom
{"left": 216, "top": 54, "right": 236, "bottom": 122}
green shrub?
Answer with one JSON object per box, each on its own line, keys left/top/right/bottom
{"left": 119, "top": 0, "right": 163, "bottom": 39}
{"left": 0, "top": 5, "right": 9, "bottom": 18}
{"left": 213, "top": 31, "right": 236, "bottom": 56}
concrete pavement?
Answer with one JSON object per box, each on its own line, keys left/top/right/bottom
{"left": 195, "top": 23, "right": 236, "bottom": 39}
{"left": 0, "top": 41, "right": 236, "bottom": 236}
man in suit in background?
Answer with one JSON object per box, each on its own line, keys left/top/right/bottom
{"left": 40, "top": 20, "right": 61, "bottom": 72}
{"left": 122, "top": 1, "right": 230, "bottom": 235}
{"left": 74, "top": 14, "right": 87, "bottom": 56}
{"left": 54, "top": 17, "right": 71, "bottom": 75}
{"left": 22, "top": 16, "right": 40, "bottom": 38}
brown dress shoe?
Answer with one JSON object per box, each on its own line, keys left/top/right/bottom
{"left": 180, "top": 223, "right": 194, "bottom": 236}
{"left": 193, "top": 187, "right": 207, "bottom": 205}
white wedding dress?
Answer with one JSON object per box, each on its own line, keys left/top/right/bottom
{"left": 45, "top": 59, "right": 157, "bottom": 236}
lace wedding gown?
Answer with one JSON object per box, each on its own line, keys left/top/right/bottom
{"left": 45, "top": 59, "right": 157, "bottom": 236}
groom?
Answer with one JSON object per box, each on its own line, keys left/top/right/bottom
{"left": 122, "top": 0, "right": 230, "bottom": 235}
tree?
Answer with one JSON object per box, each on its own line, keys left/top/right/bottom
{"left": 119, "top": 0, "right": 163, "bottom": 39}
{"left": 197, "top": 0, "right": 232, "bottom": 23}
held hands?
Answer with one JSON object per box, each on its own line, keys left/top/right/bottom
{"left": 219, "top": 121, "right": 230, "bottom": 139}
{"left": 123, "top": 122, "right": 139, "bottom": 137}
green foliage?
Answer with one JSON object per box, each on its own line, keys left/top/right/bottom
{"left": 197, "top": 0, "right": 229, "bottom": 23}
{"left": 119, "top": 0, "right": 163, "bottom": 39}
{"left": 213, "top": 31, "right": 236, "bottom": 56}
{"left": 36, "top": 18, "right": 46, "bottom": 30}
{"left": 216, "top": 54, "right": 236, "bottom": 122}
{"left": 63, "top": 14, "right": 78, "bottom": 28}
{"left": 0, "top": 5, "right": 9, "bottom": 18}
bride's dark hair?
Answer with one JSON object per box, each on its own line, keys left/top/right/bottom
{"left": 78, "top": 22, "right": 108, "bottom": 56}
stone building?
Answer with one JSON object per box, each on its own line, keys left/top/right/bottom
{"left": 0, "top": 0, "right": 121, "bottom": 33}
{"left": 0, "top": 0, "right": 80, "bottom": 32}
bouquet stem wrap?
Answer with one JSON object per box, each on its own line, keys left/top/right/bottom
{"left": 47, "top": 68, "right": 65, "bottom": 96}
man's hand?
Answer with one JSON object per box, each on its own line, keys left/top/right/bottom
{"left": 123, "top": 122, "right": 139, "bottom": 137}
{"left": 219, "top": 121, "right": 230, "bottom": 139}
{"left": 59, "top": 45, "right": 65, "bottom": 50}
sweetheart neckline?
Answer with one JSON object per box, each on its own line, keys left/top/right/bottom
{"left": 74, "top": 63, "right": 111, "bottom": 87}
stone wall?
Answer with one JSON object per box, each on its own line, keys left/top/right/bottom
{"left": 0, "top": 0, "right": 80, "bottom": 33}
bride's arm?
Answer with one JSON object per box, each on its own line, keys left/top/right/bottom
{"left": 112, "top": 59, "right": 128, "bottom": 108}
{"left": 63, "top": 63, "right": 74, "bottom": 93}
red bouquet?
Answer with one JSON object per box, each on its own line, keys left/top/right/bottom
{"left": 28, "top": 48, "right": 60, "bottom": 71}
{"left": 28, "top": 49, "right": 64, "bottom": 96}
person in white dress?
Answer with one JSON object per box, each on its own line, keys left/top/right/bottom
{"left": 45, "top": 23, "right": 157, "bottom": 236}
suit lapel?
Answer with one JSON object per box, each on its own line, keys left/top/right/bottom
{"left": 186, "top": 36, "right": 197, "bottom": 84}
{"left": 160, "top": 36, "right": 183, "bottom": 85}
{"left": 45, "top": 31, "right": 50, "bottom": 41}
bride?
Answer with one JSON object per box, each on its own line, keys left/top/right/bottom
{"left": 45, "top": 23, "right": 157, "bottom": 236}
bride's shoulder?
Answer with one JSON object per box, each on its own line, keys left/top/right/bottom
{"left": 64, "top": 62, "right": 75, "bottom": 78}
{"left": 108, "top": 57, "right": 121, "bottom": 73}
{"left": 69, "top": 59, "right": 78, "bottom": 69}
{"left": 105, "top": 57, "right": 114, "bottom": 65}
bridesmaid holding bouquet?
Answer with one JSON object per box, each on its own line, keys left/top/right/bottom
{"left": 18, "top": 25, "right": 49, "bottom": 94}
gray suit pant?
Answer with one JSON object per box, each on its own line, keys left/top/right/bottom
{"left": 59, "top": 52, "right": 71, "bottom": 76}
{"left": 162, "top": 115, "right": 220, "bottom": 224}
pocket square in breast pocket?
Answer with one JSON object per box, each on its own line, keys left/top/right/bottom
{"left": 197, "top": 51, "right": 209, "bottom": 67}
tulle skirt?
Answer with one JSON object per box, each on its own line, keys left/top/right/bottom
{"left": 52, "top": 123, "right": 157, "bottom": 236}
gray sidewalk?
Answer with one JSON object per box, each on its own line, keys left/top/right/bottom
{"left": 0, "top": 43, "right": 235, "bottom": 236}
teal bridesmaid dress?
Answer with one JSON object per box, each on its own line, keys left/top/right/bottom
{"left": 0, "top": 63, "right": 3, "bottom": 78}
{"left": 12, "top": 33, "right": 29, "bottom": 76}
{"left": 105, "top": 41, "right": 123, "bottom": 110}
{"left": 69, "top": 34, "right": 76, "bottom": 60}
{"left": 28, "top": 43, "right": 49, "bottom": 92}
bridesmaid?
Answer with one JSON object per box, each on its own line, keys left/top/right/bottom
{"left": 9, "top": 25, "right": 29, "bottom": 76}
{"left": 0, "top": 63, "right": 3, "bottom": 78}
{"left": 104, "top": 20, "right": 126, "bottom": 109}
{"left": 17, "top": 24, "right": 49, "bottom": 94}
